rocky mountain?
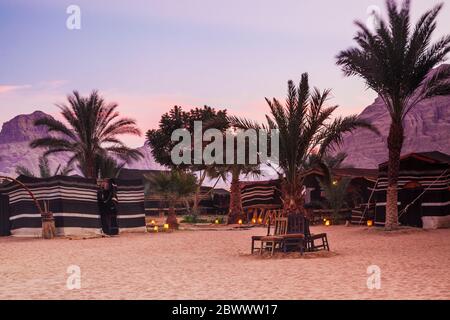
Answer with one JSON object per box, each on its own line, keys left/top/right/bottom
{"left": 336, "top": 91, "right": 450, "bottom": 168}
{"left": 0, "top": 111, "right": 163, "bottom": 177}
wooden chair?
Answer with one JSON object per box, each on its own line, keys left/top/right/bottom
{"left": 282, "top": 214, "right": 306, "bottom": 254}
{"left": 304, "top": 218, "right": 330, "bottom": 251}
{"left": 259, "top": 217, "right": 288, "bottom": 256}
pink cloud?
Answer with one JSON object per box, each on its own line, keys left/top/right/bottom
{"left": 0, "top": 84, "right": 31, "bottom": 94}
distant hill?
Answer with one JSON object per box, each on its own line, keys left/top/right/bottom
{"left": 335, "top": 68, "right": 450, "bottom": 168}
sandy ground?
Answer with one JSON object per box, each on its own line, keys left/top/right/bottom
{"left": 0, "top": 225, "right": 449, "bottom": 300}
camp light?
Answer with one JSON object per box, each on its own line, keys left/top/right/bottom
{"left": 150, "top": 220, "right": 156, "bottom": 225}
{"left": 163, "top": 224, "right": 169, "bottom": 230}
{"left": 153, "top": 226, "right": 159, "bottom": 232}
{"left": 238, "top": 219, "right": 243, "bottom": 225}
{"left": 325, "top": 220, "right": 331, "bottom": 226}
{"left": 258, "top": 218, "right": 263, "bottom": 224}
{"left": 367, "top": 220, "right": 374, "bottom": 227}
{"left": 215, "top": 219, "right": 220, "bottom": 224}
{"left": 252, "top": 218, "right": 257, "bottom": 224}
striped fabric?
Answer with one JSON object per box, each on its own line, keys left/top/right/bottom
{"left": 373, "top": 154, "right": 450, "bottom": 228}
{"left": 0, "top": 176, "right": 145, "bottom": 237}
{"left": 240, "top": 180, "right": 282, "bottom": 209}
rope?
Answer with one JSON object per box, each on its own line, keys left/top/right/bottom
{"left": 358, "top": 178, "right": 379, "bottom": 225}
{"left": 398, "top": 169, "right": 449, "bottom": 219}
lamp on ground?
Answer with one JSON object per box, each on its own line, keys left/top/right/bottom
{"left": 367, "top": 220, "right": 374, "bottom": 227}
{"left": 163, "top": 223, "right": 169, "bottom": 230}
{"left": 238, "top": 219, "right": 243, "bottom": 225}
{"left": 325, "top": 219, "right": 331, "bottom": 226}
{"left": 153, "top": 225, "right": 159, "bottom": 232}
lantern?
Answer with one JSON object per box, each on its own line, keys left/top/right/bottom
{"left": 215, "top": 219, "right": 220, "bottom": 224}
{"left": 325, "top": 220, "right": 331, "bottom": 226}
{"left": 238, "top": 219, "right": 243, "bottom": 225}
{"left": 163, "top": 223, "right": 169, "bottom": 230}
{"left": 153, "top": 225, "right": 159, "bottom": 232}
{"left": 150, "top": 220, "right": 156, "bottom": 225}
{"left": 258, "top": 218, "right": 263, "bottom": 224}
{"left": 367, "top": 220, "right": 374, "bottom": 227}
{"left": 252, "top": 218, "right": 257, "bottom": 224}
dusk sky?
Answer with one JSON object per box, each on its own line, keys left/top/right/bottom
{"left": 1, "top": 0, "right": 449, "bottom": 147}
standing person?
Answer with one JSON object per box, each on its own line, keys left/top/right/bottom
{"left": 97, "top": 180, "right": 111, "bottom": 235}
{"left": 108, "top": 179, "right": 119, "bottom": 235}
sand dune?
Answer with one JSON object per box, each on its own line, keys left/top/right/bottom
{"left": 0, "top": 226, "right": 449, "bottom": 300}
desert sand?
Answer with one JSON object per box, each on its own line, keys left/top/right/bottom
{"left": 0, "top": 225, "right": 449, "bottom": 300}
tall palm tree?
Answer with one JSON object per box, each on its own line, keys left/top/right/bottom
{"left": 30, "top": 91, "right": 143, "bottom": 178}
{"left": 230, "top": 74, "right": 378, "bottom": 214}
{"left": 145, "top": 170, "right": 197, "bottom": 229}
{"left": 336, "top": 0, "right": 450, "bottom": 229}
{"left": 16, "top": 155, "right": 73, "bottom": 178}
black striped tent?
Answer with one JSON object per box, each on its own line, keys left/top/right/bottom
{"left": 373, "top": 152, "right": 450, "bottom": 229}
{"left": 241, "top": 179, "right": 282, "bottom": 210}
{"left": 241, "top": 169, "right": 378, "bottom": 224}
{"left": 0, "top": 175, "right": 145, "bottom": 237}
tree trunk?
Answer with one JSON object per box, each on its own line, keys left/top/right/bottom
{"left": 166, "top": 206, "right": 179, "bottom": 230}
{"left": 385, "top": 120, "right": 404, "bottom": 230}
{"left": 281, "top": 177, "right": 306, "bottom": 216}
{"left": 192, "top": 190, "right": 200, "bottom": 216}
{"left": 227, "top": 170, "right": 245, "bottom": 224}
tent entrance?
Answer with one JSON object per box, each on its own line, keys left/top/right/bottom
{"left": 0, "top": 194, "right": 10, "bottom": 236}
{"left": 399, "top": 186, "right": 423, "bottom": 228}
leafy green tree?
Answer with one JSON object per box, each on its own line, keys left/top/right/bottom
{"left": 336, "top": 0, "right": 450, "bottom": 229}
{"left": 146, "top": 105, "right": 229, "bottom": 215}
{"left": 31, "top": 90, "right": 143, "bottom": 179}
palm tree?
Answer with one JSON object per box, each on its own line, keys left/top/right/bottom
{"left": 16, "top": 155, "right": 73, "bottom": 178}
{"left": 145, "top": 170, "right": 197, "bottom": 229}
{"left": 30, "top": 90, "right": 143, "bottom": 179}
{"left": 91, "top": 154, "right": 126, "bottom": 179}
{"left": 336, "top": 0, "right": 450, "bottom": 229}
{"left": 230, "top": 74, "right": 378, "bottom": 215}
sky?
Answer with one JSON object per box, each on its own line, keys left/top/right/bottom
{"left": 1, "top": 0, "right": 449, "bottom": 147}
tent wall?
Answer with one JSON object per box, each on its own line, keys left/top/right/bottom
{"left": 115, "top": 179, "right": 146, "bottom": 232}
{"left": 0, "top": 194, "right": 10, "bottom": 236}
{"left": 0, "top": 176, "right": 145, "bottom": 237}
{"left": 374, "top": 166, "right": 450, "bottom": 229}
{"left": 241, "top": 180, "right": 282, "bottom": 210}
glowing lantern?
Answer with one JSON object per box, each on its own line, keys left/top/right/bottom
{"left": 325, "top": 220, "right": 331, "bottom": 226}
{"left": 252, "top": 218, "right": 257, "bottom": 224}
{"left": 367, "top": 220, "right": 374, "bottom": 227}
{"left": 258, "top": 218, "right": 263, "bottom": 224}
{"left": 215, "top": 219, "right": 220, "bottom": 224}
{"left": 163, "top": 223, "right": 169, "bottom": 230}
{"left": 332, "top": 180, "right": 338, "bottom": 186}
{"left": 238, "top": 219, "right": 243, "bottom": 225}
{"left": 150, "top": 220, "right": 156, "bottom": 225}
{"left": 153, "top": 226, "right": 159, "bottom": 232}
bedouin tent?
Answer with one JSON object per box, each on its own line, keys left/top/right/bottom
{"left": 373, "top": 151, "right": 450, "bottom": 229}
{"left": 0, "top": 175, "right": 146, "bottom": 237}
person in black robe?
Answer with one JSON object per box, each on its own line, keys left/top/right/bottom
{"left": 97, "top": 180, "right": 111, "bottom": 235}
